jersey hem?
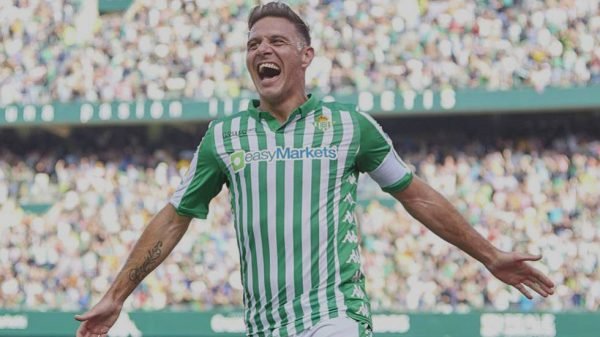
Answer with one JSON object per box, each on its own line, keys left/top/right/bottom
{"left": 247, "top": 309, "right": 369, "bottom": 337}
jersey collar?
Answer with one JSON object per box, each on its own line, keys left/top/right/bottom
{"left": 247, "top": 94, "right": 319, "bottom": 130}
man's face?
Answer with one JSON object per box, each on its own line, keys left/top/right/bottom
{"left": 246, "top": 17, "right": 313, "bottom": 103}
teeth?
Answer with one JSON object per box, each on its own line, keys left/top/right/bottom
{"left": 258, "top": 63, "right": 280, "bottom": 72}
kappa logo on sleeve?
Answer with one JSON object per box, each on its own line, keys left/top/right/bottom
{"left": 229, "top": 146, "right": 338, "bottom": 172}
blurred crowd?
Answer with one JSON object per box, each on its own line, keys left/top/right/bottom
{"left": 2, "top": 0, "right": 600, "bottom": 106}
{"left": 359, "top": 134, "right": 600, "bottom": 312}
{"left": 1, "top": 128, "right": 598, "bottom": 312}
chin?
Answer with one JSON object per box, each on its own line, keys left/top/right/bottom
{"left": 258, "top": 87, "right": 285, "bottom": 102}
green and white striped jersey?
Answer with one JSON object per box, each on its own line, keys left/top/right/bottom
{"left": 170, "top": 95, "right": 413, "bottom": 337}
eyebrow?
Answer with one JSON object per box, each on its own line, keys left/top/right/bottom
{"left": 247, "top": 34, "right": 291, "bottom": 46}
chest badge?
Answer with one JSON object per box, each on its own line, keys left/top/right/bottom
{"left": 315, "top": 115, "right": 333, "bottom": 132}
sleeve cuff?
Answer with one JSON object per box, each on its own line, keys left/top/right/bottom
{"left": 381, "top": 173, "right": 414, "bottom": 193}
{"left": 169, "top": 201, "right": 208, "bottom": 219}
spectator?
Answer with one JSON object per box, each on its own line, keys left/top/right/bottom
{"left": 1, "top": 129, "right": 598, "bottom": 312}
{"left": 1, "top": 0, "right": 599, "bottom": 106}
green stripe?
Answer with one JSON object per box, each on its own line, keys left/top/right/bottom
{"left": 339, "top": 112, "right": 362, "bottom": 312}
{"left": 358, "top": 321, "right": 373, "bottom": 337}
{"left": 325, "top": 109, "right": 344, "bottom": 315}
{"left": 340, "top": 111, "right": 372, "bottom": 326}
{"left": 292, "top": 117, "right": 306, "bottom": 333}
{"left": 274, "top": 128, "right": 289, "bottom": 335}
{"left": 255, "top": 119, "right": 277, "bottom": 330}
{"left": 238, "top": 115, "right": 265, "bottom": 333}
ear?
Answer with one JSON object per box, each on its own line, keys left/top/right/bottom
{"left": 301, "top": 46, "right": 315, "bottom": 69}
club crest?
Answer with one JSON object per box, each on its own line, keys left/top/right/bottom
{"left": 315, "top": 114, "right": 333, "bottom": 131}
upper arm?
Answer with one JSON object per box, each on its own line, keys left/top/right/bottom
{"left": 354, "top": 110, "right": 413, "bottom": 193}
{"left": 169, "top": 125, "right": 227, "bottom": 219}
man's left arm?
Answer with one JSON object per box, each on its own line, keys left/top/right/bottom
{"left": 392, "top": 176, "right": 555, "bottom": 299}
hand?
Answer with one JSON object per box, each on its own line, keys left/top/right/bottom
{"left": 75, "top": 297, "right": 123, "bottom": 337}
{"left": 486, "top": 251, "right": 555, "bottom": 299}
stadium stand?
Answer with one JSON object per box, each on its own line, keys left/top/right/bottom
{"left": 1, "top": 113, "right": 599, "bottom": 313}
{"left": 1, "top": 0, "right": 599, "bottom": 106}
{"left": 1, "top": 2, "right": 599, "bottom": 335}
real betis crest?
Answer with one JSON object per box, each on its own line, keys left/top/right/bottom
{"left": 315, "top": 114, "right": 333, "bottom": 131}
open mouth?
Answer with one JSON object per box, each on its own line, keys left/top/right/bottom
{"left": 257, "top": 62, "right": 282, "bottom": 81}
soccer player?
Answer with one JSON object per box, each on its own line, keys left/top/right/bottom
{"left": 75, "top": 2, "right": 555, "bottom": 337}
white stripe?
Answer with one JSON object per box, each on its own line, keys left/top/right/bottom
{"left": 300, "top": 112, "right": 315, "bottom": 329}
{"left": 231, "top": 117, "right": 257, "bottom": 331}
{"left": 169, "top": 147, "right": 199, "bottom": 208}
{"left": 317, "top": 106, "right": 334, "bottom": 320}
{"left": 282, "top": 115, "right": 301, "bottom": 336}
{"left": 246, "top": 118, "right": 271, "bottom": 332}
{"left": 330, "top": 110, "right": 354, "bottom": 315}
{"left": 213, "top": 120, "right": 255, "bottom": 333}
{"left": 261, "top": 121, "right": 282, "bottom": 335}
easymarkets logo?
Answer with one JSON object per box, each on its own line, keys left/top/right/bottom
{"left": 230, "top": 146, "right": 338, "bottom": 172}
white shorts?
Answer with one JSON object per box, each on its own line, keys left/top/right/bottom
{"left": 295, "top": 317, "right": 372, "bottom": 337}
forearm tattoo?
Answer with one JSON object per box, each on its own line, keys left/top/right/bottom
{"left": 128, "top": 241, "right": 163, "bottom": 283}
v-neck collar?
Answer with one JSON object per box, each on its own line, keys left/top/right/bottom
{"left": 247, "top": 94, "right": 319, "bottom": 131}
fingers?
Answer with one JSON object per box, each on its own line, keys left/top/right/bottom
{"left": 75, "top": 323, "right": 84, "bottom": 337}
{"left": 516, "top": 271, "right": 556, "bottom": 299}
{"left": 74, "top": 312, "right": 91, "bottom": 322}
{"left": 76, "top": 327, "right": 109, "bottom": 337}
{"left": 540, "top": 281, "right": 555, "bottom": 295}
{"left": 523, "top": 279, "right": 550, "bottom": 297}
{"left": 75, "top": 322, "right": 95, "bottom": 337}
{"left": 519, "top": 255, "right": 556, "bottom": 295}
{"left": 523, "top": 265, "right": 556, "bottom": 295}
{"left": 531, "top": 273, "right": 555, "bottom": 295}
{"left": 75, "top": 319, "right": 110, "bottom": 337}
{"left": 529, "top": 278, "right": 554, "bottom": 295}
{"left": 514, "top": 283, "right": 533, "bottom": 299}
{"left": 531, "top": 268, "right": 555, "bottom": 289}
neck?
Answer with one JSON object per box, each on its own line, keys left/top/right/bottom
{"left": 259, "top": 89, "right": 308, "bottom": 124}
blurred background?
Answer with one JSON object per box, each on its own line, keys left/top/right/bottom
{"left": 0, "top": 0, "right": 599, "bottom": 336}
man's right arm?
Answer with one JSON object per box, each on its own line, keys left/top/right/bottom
{"left": 75, "top": 204, "right": 192, "bottom": 337}
{"left": 104, "top": 203, "right": 192, "bottom": 303}
{"left": 76, "top": 122, "right": 225, "bottom": 337}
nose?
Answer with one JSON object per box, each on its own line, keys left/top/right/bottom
{"left": 255, "top": 40, "right": 272, "bottom": 55}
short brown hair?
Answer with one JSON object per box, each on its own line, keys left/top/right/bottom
{"left": 248, "top": 2, "right": 311, "bottom": 46}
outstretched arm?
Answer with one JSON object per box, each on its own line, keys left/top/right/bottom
{"left": 392, "top": 176, "right": 555, "bottom": 299}
{"left": 75, "top": 203, "right": 192, "bottom": 337}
